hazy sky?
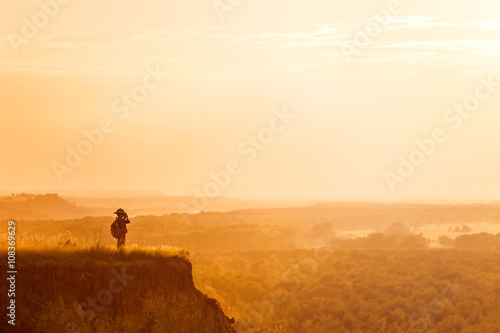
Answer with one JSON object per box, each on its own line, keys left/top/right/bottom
{"left": 1, "top": 0, "right": 500, "bottom": 198}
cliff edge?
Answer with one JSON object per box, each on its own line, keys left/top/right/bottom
{"left": 1, "top": 247, "right": 235, "bottom": 333}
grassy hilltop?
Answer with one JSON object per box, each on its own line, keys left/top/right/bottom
{"left": 0, "top": 240, "right": 235, "bottom": 333}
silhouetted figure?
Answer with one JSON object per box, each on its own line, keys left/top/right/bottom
{"left": 111, "top": 208, "right": 130, "bottom": 248}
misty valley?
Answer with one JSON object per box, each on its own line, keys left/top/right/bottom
{"left": 2, "top": 194, "right": 500, "bottom": 332}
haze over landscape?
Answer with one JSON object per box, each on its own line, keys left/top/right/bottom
{"left": 2, "top": 1, "right": 500, "bottom": 332}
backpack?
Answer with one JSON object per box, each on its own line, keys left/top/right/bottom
{"left": 110, "top": 221, "right": 120, "bottom": 238}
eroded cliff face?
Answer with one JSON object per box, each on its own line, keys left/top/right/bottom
{"left": 2, "top": 252, "right": 235, "bottom": 333}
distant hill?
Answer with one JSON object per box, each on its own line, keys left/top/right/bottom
{"left": 0, "top": 192, "right": 313, "bottom": 220}
{"left": 0, "top": 193, "right": 98, "bottom": 220}
{"left": 64, "top": 194, "right": 312, "bottom": 216}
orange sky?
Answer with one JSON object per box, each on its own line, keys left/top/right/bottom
{"left": 1, "top": 0, "right": 500, "bottom": 198}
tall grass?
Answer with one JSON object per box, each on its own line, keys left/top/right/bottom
{"left": 0, "top": 232, "right": 190, "bottom": 260}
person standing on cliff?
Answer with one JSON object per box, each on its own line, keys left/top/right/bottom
{"left": 111, "top": 208, "right": 130, "bottom": 248}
